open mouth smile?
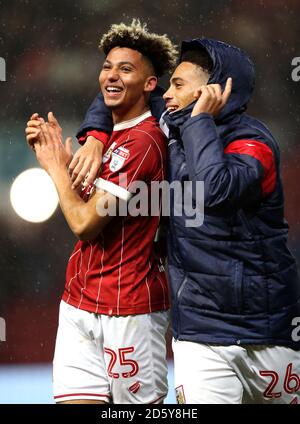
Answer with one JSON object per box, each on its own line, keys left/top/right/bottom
{"left": 105, "top": 86, "right": 123, "bottom": 96}
{"left": 166, "top": 105, "right": 179, "bottom": 112}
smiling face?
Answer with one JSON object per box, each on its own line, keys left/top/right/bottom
{"left": 163, "top": 61, "right": 210, "bottom": 112}
{"left": 99, "top": 47, "right": 157, "bottom": 123}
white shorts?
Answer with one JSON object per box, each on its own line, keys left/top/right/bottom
{"left": 173, "top": 340, "right": 300, "bottom": 404}
{"left": 53, "top": 301, "right": 169, "bottom": 404}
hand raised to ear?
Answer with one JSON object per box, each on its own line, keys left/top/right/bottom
{"left": 191, "top": 77, "right": 232, "bottom": 118}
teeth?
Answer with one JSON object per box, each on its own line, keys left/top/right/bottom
{"left": 168, "top": 106, "right": 178, "bottom": 112}
{"left": 107, "top": 87, "right": 122, "bottom": 92}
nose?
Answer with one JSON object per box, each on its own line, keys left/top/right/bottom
{"left": 107, "top": 67, "right": 119, "bottom": 82}
{"left": 163, "top": 87, "right": 172, "bottom": 101}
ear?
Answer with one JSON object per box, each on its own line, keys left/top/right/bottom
{"left": 144, "top": 76, "right": 157, "bottom": 93}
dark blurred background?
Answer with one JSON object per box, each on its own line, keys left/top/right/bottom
{"left": 0, "top": 0, "right": 300, "bottom": 371}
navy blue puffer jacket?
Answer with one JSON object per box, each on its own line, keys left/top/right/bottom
{"left": 164, "top": 39, "right": 300, "bottom": 349}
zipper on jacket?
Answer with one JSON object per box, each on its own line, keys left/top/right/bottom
{"left": 173, "top": 276, "right": 188, "bottom": 341}
{"left": 234, "top": 262, "right": 243, "bottom": 314}
{"left": 177, "top": 276, "right": 188, "bottom": 301}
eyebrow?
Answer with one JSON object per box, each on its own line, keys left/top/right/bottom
{"left": 103, "top": 60, "right": 136, "bottom": 69}
{"left": 170, "top": 77, "right": 185, "bottom": 84}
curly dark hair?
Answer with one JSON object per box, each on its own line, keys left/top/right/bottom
{"left": 99, "top": 19, "right": 178, "bottom": 77}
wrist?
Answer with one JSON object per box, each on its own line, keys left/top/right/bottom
{"left": 86, "top": 135, "right": 104, "bottom": 151}
{"left": 191, "top": 107, "right": 212, "bottom": 118}
{"left": 48, "top": 165, "right": 69, "bottom": 184}
{"left": 86, "top": 130, "right": 110, "bottom": 147}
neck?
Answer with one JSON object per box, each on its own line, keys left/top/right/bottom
{"left": 112, "top": 104, "right": 150, "bottom": 124}
{"left": 112, "top": 94, "right": 151, "bottom": 124}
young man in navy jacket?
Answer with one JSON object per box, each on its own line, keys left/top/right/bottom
{"left": 58, "top": 39, "right": 300, "bottom": 404}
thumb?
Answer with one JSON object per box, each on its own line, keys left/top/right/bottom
{"left": 48, "top": 111, "right": 61, "bottom": 129}
{"left": 65, "top": 137, "right": 73, "bottom": 156}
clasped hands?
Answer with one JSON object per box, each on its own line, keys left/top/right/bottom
{"left": 26, "top": 112, "right": 103, "bottom": 189}
{"left": 25, "top": 112, "right": 73, "bottom": 177}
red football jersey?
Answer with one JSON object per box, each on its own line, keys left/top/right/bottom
{"left": 62, "top": 111, "right": 170, "bottom": 315}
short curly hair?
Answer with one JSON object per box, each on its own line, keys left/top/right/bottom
{"left": 99, "top": 19, "right": 178, "bottom": 78}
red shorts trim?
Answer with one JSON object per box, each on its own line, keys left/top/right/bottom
{"left": 54, "top": 393, "right": 110, "bottom": 399}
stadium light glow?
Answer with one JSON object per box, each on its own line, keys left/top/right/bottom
{"left": 10, "top": 168, "right": 59, "bottom": 223}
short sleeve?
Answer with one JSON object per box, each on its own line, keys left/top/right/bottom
{"left": 95, "top": 128, "right": 166, "bottom": 200}
{"left": 77, "top": 130, "right": 110, "bottom": 147}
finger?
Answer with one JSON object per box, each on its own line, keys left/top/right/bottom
{"left": 68, "top": 155, "right": 79, "bottom": 174}
{"left": 71, "top": 161, "right": 91, "bottom": 189}
{"left": 26, "top": 119, "right": 43, "bottom": 128}
{"left": 65, "top": 137, "right": 73, "bottom": 157}
{"left": 48, "top": 111, "right": 62, "bottom": 131}
{"left": 70, "top": 157, "right": 85, "bottom": 181}
{"left": 30, "top": 113, "right": 39, "bottom": 120}
{"left": 222, "top": 77, "right": 232, "bottom": 105}
{"left": 39, "top": 130, "right": 47, "bottom": 145}
{"left": 40, "top": 123, "right": 52, "bottom": 145}
{"left": 26, "top": 132, "right": 41, "bottom": 146}
{"left": 86, "top": 161, "right": 101, "bottom": 185}
{"left": 206, "top": 85, "right": 217, "bottom": 99}
{"left": 197, "top": 85, "right": 211, "bottom": 102}
{"left": 26, "top": 131, "right": 40, "bottom": 140}
{"left": 71, "top": 158, "right": 88, "bottom": 182}
{"left": 45, "top": 122, "right": 60, "bottom": 140}
{"left": 25, "top": 127, "right": 41, "bottom": 135}
{"left": 194, "top": 84, "right": 209, "bottom": 99}
{"left": 211, "top": 84, "right": 222, "bottom": 102}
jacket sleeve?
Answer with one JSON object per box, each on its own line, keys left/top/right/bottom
{"left": 76, "top": 92, "right": 113, "bottom": 141}
{"left": 180, "top": 113, "right": 276, "bottom": 208}
{"left": 76, "top": 87, "right": 166, "bottom": 142}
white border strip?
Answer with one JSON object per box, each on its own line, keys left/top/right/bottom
{"left": 95, "top": 178, "right": 132, "bottom": 202}
{"left": 113, "top": 110, "right": 152, "bottom": 131}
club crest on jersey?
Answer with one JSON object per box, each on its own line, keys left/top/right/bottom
{"left": 102, "top": 142, "right": 117, "bottom": 164}
{"left": 109, "top": 146, "right": 130, "bottom": 172}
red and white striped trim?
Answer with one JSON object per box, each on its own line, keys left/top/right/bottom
{"left": 133, "top": 127, "right": 165, "bottom": 220}
{"left": 66, "top": 248, "right": 83, "bottom": 304}
{"left": 133, "top": 128, "right": 165, "bottom": 180}
{"left": 95, "top": 235, "right": 105, "bottom": 314}
{"left": 54, "top": 392, "right": 110, "bottom": 403}
{"left": 128, "top": 144, "right": 152, "bottom": 187}
{"left": 145, "top": 276, "right": 152, "bottom": 313}
{"left": 78, "top": 242, "right": 93, "bottom": 309}
{"left": 68, "top": 247, "right": 81, "bottom": 262}
{"left": 116, "top": 220, "right": 125, "bottom": 315}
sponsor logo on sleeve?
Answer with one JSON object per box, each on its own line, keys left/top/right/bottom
{"left": 102, "top": 142, "right": 117, "bottom": 164}
{"left": 109, "top": 146, "right": 130, "bottom": 172}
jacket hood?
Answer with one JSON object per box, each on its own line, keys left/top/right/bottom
{"left": 181, "top": 38, "right": 255, "bottom": 120}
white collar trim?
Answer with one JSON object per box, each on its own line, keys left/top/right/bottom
{"left": 113, "top": 110, "right": 152, "bottom": 131}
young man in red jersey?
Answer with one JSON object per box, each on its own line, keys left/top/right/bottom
{"left": 25, "top": 20, "right": 177, "bottom": 404}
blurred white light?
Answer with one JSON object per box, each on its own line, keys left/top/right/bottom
{"left": 10, "top": 168, "right": 59, "bottom": 223}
